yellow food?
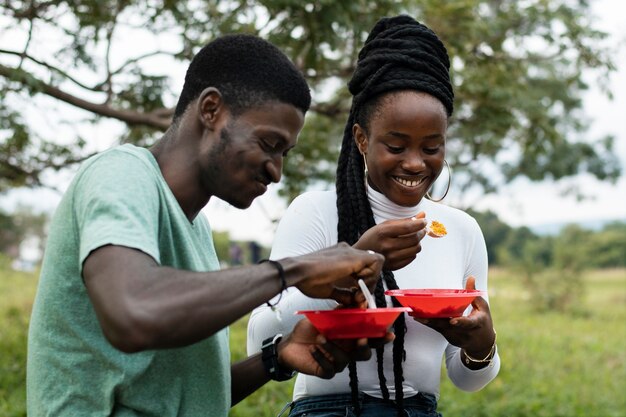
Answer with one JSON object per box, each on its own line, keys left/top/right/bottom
{"left": 429, "top": 220, "right": 447, "bottom": 237}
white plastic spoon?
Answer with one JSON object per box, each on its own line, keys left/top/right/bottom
{"left": 358, "top": 279, "right": 377, "bottom": 309}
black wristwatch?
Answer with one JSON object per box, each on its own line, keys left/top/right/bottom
{"left": 261, "top": 334, "right": 296, "bottom": 381}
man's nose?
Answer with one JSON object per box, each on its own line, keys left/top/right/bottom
{"left": 265, "top": 155, "right": 282, "bottom": 183}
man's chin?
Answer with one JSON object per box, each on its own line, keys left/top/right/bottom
{"left": 227, "top": 195, "right": 256, "bottom": 210}
{"left": 221, "top": 187, "right": 265, "bottom": 210}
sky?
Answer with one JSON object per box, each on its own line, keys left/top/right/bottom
{"left": 2, "top": 0, "right": 625, "bottom": 248}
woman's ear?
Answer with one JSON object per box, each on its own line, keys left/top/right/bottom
{"left": 353, "top": 123, "right": 368, "bottom": 155}
{"left": 196, "top": 87, "right": 226, "bottom": 129}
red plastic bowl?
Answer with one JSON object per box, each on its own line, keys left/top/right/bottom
{"left": 296, "top": 307, "right": 410, "bottom": 339}
{"left": 385, "top": 289, "right": 486, "bottom": 318}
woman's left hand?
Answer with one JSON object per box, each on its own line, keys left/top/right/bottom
{"left": 409, "top": 277, "right": 496, "bottom": 367}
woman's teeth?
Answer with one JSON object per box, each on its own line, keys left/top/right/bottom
{"left": 394, "top": 177, "right": 425, "bottom": 187}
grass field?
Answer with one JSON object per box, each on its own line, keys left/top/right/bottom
{"left": 1, "top": 264, "right": 625, "bottom": 417}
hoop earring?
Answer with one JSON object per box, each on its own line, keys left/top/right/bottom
{"left": 426, "top": 160, "right": 451, "bottom": 202}
{"left": 362, "top": 153, "right": 369, "bottom": 192}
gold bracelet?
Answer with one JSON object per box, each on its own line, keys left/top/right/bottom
{"left": 463, "top": 329, "right": 497, "bottom": 364}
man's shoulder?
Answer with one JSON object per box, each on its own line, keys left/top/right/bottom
{"left": 75, "top": 144, "right": 157, "bottom": 185}
{"left": 84, "top": 144, "right": 153, "bottom": 168}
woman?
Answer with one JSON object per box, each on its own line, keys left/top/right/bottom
{"left": 248, "top": 15, "right": 500, "bottom": 417}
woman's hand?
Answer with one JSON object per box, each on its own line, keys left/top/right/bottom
{"left": 354, "top": 212, "right": 427, "bottom": 271}
{"left": 409, "top": 277, "right": 496, "bottom": 369}
{"left": 277, "top": 319, "right": 395, "bottom": 379}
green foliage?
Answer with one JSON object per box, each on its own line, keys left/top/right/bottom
{"left": 1, "top": 262, "right": 625, "bottom": 416}
{"left": 588, "top": 221, "right": 626, "bottom": 268}
{"left": 518, "top": 225, "right": 589, "bottom": 312}
{"left": 0, "top": 207, "right": 48, "bottom": 258}
{"left": 469, "top": 210, "right": 626, "bottom": 312}
{"left": 0, "top": 0, "right": 620, "bottom": 200}
{"left": 212, "top": 231, "right": 232, "bottom": 263}
{"left": 439, "top": 269, "right": 626, "bottom": 417}
{"left": 0, "top": 255, "right": 38, "bottom": 417}
{"left": 0, "top": 210, "right": 20, "bottom": 255}
{"left": 420, "top": 0, "right": 620, "bottom": 195}
{"left": 466, "top": 209, "right": 513, "bottom": 265}
{"left": 281, "top": 112, "right": 343, "bottom": 200}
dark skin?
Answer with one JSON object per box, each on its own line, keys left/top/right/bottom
{"left": 354, "top": 211, "right": 427, "bottom": 271}
{"left": 233, "top": 320, "right": 394, "bottom": 403}
{"left": 82, "top": 87, "right": 389, "bottom": 406}
{"left": 350, "top": 90, "right": 496, "bottom": 368}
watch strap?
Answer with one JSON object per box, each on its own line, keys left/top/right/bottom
{"left": 261, "top": 334, "right": 295, "bottom": 381}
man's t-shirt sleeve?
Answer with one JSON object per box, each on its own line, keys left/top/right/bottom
{"left": 74, "top": 150, "right": 162, "bottom": 271}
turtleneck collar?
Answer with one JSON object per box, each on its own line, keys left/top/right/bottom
{"left": 367, "top": 184, "right": 426, "bottom": 222}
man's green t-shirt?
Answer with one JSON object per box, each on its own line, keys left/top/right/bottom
{"left": 27, "top": 144, "right": 230, "bottom": 416}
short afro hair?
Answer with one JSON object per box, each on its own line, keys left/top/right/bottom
{"left": 174, "top": 34, "right": 311, "bottom": 119}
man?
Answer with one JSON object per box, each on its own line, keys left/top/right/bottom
{"left": 27, "top": 34, "right": 387, "bottom": 416}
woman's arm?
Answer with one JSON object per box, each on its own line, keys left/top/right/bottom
{"left": 444, "top": 217, "right": 501, "bottom": 390}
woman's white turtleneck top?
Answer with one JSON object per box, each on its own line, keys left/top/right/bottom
{"left": 247, "top": 186, "right": 500, "bottom": 400}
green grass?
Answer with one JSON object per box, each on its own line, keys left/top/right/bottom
{"left": 232, "top": 268, "right": 626, "bottom": 417}
{"left": 1, "top": 264, "right": 625, "bottom": 417}
{"left": 0, "top": 259, "right": 38, "bottom": 417}
{"left": 436, "top": 268, "right": 626, "bottom": 417}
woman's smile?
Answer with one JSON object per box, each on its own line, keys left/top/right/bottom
{"left": 392, "top": 175, "right": 429, "bottom": 188}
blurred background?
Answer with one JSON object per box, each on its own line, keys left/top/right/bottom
{"left": 1, "top": 1, "right": 624, "bottom": 416}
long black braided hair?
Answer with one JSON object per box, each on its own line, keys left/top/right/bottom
{"left": 335, "top": 15, "right": 454, "bottom": 416}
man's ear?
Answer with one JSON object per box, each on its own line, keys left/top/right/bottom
{"left": 196, "top": 87, "right": 227, "bottom": 129}
{"left": 353, "top": 123, "right": 368, "bottom": 155}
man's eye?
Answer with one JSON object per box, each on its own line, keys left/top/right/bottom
{"left": 261, "top": 139, "right": 278, "bottom": 151}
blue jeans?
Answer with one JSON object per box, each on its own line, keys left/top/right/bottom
{"left": 286, "top": 392, "right": 442, "bottom": 417}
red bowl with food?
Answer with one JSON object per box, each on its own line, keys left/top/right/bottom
{"left": 296, "top": 307, "right": 410, "bottom": 339}
{"left": 385, "top": 289, "right": 486, "bottom": 318}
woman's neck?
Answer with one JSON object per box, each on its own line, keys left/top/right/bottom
{"left": 367, "top": 185, "right": 425, "bottom": 222}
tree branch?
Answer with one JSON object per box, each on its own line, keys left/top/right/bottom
{"left": 0, "top": 63, "right": 172, "bottom": 130}
{"left": 109, "top": 50, "right": 177, "bottom": 77}
{"left": 0, "top": 48, "right": 103, "bottom": 92}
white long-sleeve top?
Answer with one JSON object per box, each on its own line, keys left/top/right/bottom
{"left": 247, "top": 186, "right": 500, "bottom": 401}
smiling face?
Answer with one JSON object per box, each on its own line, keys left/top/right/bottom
{"left": 354, "top": 90, "right": 448, "bottom": 207}
{"left": 200, "top": 101, "right": 304, "bottom": 209}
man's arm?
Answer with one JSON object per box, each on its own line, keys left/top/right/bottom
{"left": 82, "top": 243, "right": 382, "bottom": 353}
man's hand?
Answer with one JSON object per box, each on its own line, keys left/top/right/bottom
{"left": 290, "top": 243, "right": 384, "bottom": 306}
{"left": 354, "top": 212, "right": 427, "bottom": 271}
{"left": 277, "top": 319, "right": 394, "bottom": 379}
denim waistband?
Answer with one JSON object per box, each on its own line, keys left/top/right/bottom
{"left": 290, "top": 391, "right": 438, "bottom": 413}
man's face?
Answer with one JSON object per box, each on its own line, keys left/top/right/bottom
{"left": 200, "top": 101, "right": 304, "bottom": 209}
